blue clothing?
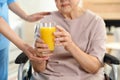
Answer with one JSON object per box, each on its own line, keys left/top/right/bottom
{"left": 0, "top": 47, "right": 9, "bottom": 80}
{"left": 0, "top": 0, "right": 16, "bottom": 50}
{"left": 0, "top": 0, "right": 16, "bottom": 80}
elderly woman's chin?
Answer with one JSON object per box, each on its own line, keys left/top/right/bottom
{"left": 61, "top": 8, "right": 72, "bottom": 14}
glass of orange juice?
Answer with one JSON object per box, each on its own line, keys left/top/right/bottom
{"left": 39, "top": 22, "right": 56, "bottom": 51}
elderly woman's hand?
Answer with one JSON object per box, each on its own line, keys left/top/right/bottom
{"left": 54, "top": 25, "right": 74, "bottom": 50}
{"left": 34, "top": 38, "right": 53, "bottom": 57}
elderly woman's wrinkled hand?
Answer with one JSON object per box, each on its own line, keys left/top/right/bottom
{"left": 54, "top": 25, "right": 74, "bottom": 50}
{"left": 34, "top": 38, "right": 53, "bottom": 57}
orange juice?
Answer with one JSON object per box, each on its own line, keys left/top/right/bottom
{"left": 40, "top": 27, "right": 56, "bottom": 51}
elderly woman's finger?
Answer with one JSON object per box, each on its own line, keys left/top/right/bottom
{"left": 55, "top": 25, "right": 66, "bottom": 32}
{"left": 35, "top": 43, "right": 48, "bottom": 48}
{"left": 36, "top": 38, "right": 44, "bottom": 43}
{"left": 36, "top": 48, "right": 50, "bottom": 53}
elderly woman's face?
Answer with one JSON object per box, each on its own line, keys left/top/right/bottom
{"left": 55, "top": 0, "right": 80, "bottom": 14}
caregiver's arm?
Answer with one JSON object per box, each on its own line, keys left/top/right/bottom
{"left": 8, "top": 2, "right": 50, "bottom": 22}
{"left": 0, "top": 17, "right": 46, "bottom": 62}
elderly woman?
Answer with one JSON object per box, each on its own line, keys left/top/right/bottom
{"left": 32, "top": 0, "right": 106, "bottom": 80}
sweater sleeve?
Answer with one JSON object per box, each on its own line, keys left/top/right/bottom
{"left": 88, "top": 16, "right": 107, "bottom": 63}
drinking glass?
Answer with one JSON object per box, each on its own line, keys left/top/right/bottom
{"left": 39, "top": 22, "right": 56, "bottom": 51}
